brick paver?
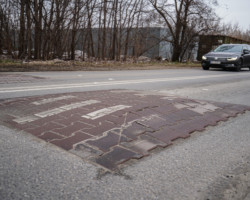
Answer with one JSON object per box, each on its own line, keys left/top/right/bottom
{"left": 0, "top": 90, "right": 249, "bottom": 172}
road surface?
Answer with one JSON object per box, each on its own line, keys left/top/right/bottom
{"left": 0, "top": 68, "right": 250, "bottom": 200}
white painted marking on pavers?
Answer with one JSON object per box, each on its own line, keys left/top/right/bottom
{"left": 35, "top": 100, "right": 101, "bottom": 118}
{"left": 161, "top": 96, "right": 178, "bottom": 101}
{"left": 1, "top": 73, "right": 250, "bottom": 93}
{"left": 202, "top": 104, "right": 220, "bottom": 111}
{"left": 32, "top": 95, "right": 76, "bottom": 105}
{"left": 174, "top": 103, "right": 189, "bottom": 109}
{"left": 59, "top": 100, "right": 100, "bottom": 111}
{"left": 13, "top": 116, "right": 39, "bottom": 124}
{"left": 35, "top": 108, "right": 65, "bottom": 118}
{"left": 82, "top": 105, "right": 131, "bottom": 120}
{"left": 186, "top": 102, "right": 219, "bottom": 114}
{"left": 13, "top": 100, "right": 100, "bottom": 124}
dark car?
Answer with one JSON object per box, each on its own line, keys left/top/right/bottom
{"left": 201, "top": 44, "right": 250, "bottom": 71}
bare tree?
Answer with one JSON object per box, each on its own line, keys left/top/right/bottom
{"left": 0, "top": 0, "right": 221, "bottom": 62}
{"left": 26, "top": 0, "right": 32, "bottom": 59}
{"left": 70, "top": 0, "right": 85, "bottom": 60}
{"left": 18, "top": 0, "right": 25, "bottom": 58}
{"left": 101, "top": 0, "right": 107, "bottom": 59}
{"left": 149, "top": 0, "right": 219, "bottom": 61}
{"left": 0, "top": 1, "right": 16, "bottom": 55}
{"left": 220, "top": 23, "right": 250, "bottom": 42}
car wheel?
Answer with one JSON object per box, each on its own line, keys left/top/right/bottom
{"left": 235, "top": 59, "right": 242, "bottom": 72}
{"left": 202, "top": 66, "right": 209, "bottom": 70}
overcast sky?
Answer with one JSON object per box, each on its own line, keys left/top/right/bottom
{"left": 216, "top": 0, "right": 250, "bottom": 30}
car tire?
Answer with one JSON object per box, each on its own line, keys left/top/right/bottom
{"left": 202, "top": 66, "right": 209, "bottom": 70}
{"left": 235, "top": 59, "right": 242, "bottom": 72}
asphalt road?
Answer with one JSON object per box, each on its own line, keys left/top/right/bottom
{"left": 0, "top": 68, "right": 250, "bottom": 200}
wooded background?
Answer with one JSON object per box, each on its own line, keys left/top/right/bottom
{"left": 0, "top": 0, "right": 249, "bottom": 62}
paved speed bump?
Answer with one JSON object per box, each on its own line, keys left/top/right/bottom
{"left": 0, "top": 90, "right": 249, "bottom": 171}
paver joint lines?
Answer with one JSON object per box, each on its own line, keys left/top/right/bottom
{"left": 0, "top": 89, "right": 249, "bottom": 172}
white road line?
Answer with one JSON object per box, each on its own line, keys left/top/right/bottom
{"left": 1, "top": 73, "right": 249, "bottom": 93}
{"left": 82, "top": 105, "right": 131, "bottom": 120}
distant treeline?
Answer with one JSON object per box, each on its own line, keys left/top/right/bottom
{"left": 0, "top": 0, "right": 230, "bottom": 62}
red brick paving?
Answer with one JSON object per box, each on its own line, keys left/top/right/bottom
{"left": 95, "top": 146, "right": 142, "bottom": 171}
{"left": 27, "top": 122, "right": 65, "bottom": 136}
{"left": 51, "top": 131, "right": 92, "bottom": 150}
{"left": 146, "top": 126, "right": 190, "bottom": 145}
{"left": 86, "top": 131, "right": 131, "bottom": 152}
{"left": 38, "top": 131, "right": 64, "bottom": 142}
{"left": 0, "top": 89, "right": 249, "bottom": 171}
{"left": 114, "top": 122, "right": 152, "bottom": 140}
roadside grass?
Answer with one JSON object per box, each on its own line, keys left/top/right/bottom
{"left": 0, "top": 59, "right": 22, "bottom": 64}
{"left": 0, "top": 60, "right": 201, "bottom": 72}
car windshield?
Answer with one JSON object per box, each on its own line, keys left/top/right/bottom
{"left": 214, "top": 45, "right": 242, "bottom": 53}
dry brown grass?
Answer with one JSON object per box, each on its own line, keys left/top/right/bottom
{"left": 0, "top": 60, "right": 200, "bottom": 72}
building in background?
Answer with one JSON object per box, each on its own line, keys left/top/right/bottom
{"left": 74, "top": 27, "right": 197, "bottom": 61}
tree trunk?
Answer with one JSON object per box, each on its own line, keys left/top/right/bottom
{"left": 71, "top": 30, "right": 76, "bottom": 60}
{"left": 71, "top": 0, "right": 78, "bottom": 60}
{"left": 0, "top": 17, "right": 3, "bottom": 54}
{"left": 26, "top": 0, "right": 32, "bottom": 59}
{"left": 18, "top": 0, "right": 25, "bottom": 59}
{"left": 123, "top": 29, "right": 130, "bottom": 61}
{"left": 171, "top": 42, "right": 181, "bottom": 62}
{"left": 112, "top": 0, "right": 118, "bottom": 60}
{"left": 102, "top": 0, "right": 107, "bottom": 60}
{"left": 34, "top": 0, "right": 40, "bottom": 59}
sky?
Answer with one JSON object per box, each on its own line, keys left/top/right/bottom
{"left": 216, "top": 0, "right": 250, "bottom": 30}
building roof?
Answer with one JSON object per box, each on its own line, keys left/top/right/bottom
{"left": 200, "top": 34, "right": 249, "bottom": 43}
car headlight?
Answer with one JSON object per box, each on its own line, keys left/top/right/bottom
{"left": 227, "top": 57, "right": 238, "bottom": 61}
{"left": 202, "top": 56, "right": 207, "bottom": 60}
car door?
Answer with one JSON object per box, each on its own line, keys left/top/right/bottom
{"left": 242, "top": 45, "right": 250, "bottom": 66}
{"left": 247, "top": 45, "right": 250, "bottom": 66}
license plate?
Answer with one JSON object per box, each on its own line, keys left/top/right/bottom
{"left": 210, "top": 61, "right": 221, "bottom": 64}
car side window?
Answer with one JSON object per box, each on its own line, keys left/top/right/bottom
{"left": 243, "top": 46, "right": 249, "bottom": 53}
